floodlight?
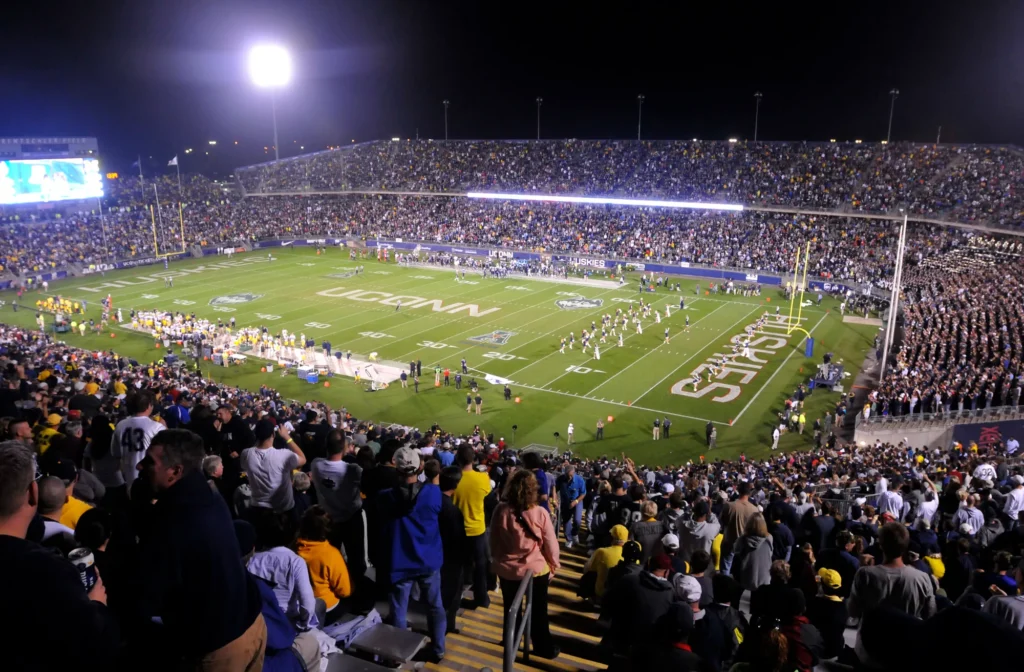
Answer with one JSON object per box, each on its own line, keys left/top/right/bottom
{"left": 249, "top": 45, "right": 292, "bottom": 88}
{"left": 466, "top": 192, "right": 744, "bottom": 212}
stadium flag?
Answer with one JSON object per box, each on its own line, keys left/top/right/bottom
{"left": 167, "top": 156, "right": 178, "bottom": 166}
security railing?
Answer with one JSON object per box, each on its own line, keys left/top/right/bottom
{"left": 503, "top": 570, "right": 534, "bottom": 672}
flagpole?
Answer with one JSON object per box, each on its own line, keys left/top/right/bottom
{"left": 137, "top": 155, "right": 145, "bottom": 191}
{"left": 175, "top": 160, "right": 182, "bottom": 194}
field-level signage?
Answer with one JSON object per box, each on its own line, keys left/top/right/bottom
{"left": 315, "top": 287, "right": 501, "bottom": 318}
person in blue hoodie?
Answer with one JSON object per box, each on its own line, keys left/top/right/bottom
{"left": 377, "top": 446, "right": 445, "bottom": 662}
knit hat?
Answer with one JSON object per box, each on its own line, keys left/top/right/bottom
{"left": 817, "top": 567, "right": 842, "bottom": 589}
{"left": 609, "top": 524, "right": 629, "bottom": 543}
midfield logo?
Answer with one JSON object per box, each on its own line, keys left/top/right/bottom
{"left": 326, "top": 271, "right": 357, "bottom": 279}
{"left": 467, "top": 330, "right": 516, "bottom": 346}
{"left": 555, "top": 297, "right": 603, "bottom": 310}
{"left": 209, "top": 293, "right": 263, "bottom": 306}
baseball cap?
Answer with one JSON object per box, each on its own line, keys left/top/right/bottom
{"left": 673, "top": 574, "right": 702, "bottom": 603}
{"left": 46, "top": 413, "right": 63, "bottom": 427}
{"left": 959, "top": 523, "right": 975, "bottom": 536}
{"left": 818, "top": 567, "right": 842, "bottom": 590}
{"left": 649, "top": 553, "right": 674, "bottom": 573}
{"left": 394, "top": 446, "right": 421, "bottom": 474}
{"left": 42, "top": 454, "right": 77, "bottom": 483}
{"left": 660, "top": 482, "right": 675, "bottom": 494}
{"left": 67, "top": 409, "right": 82, "bottom": 420}
{"left": 1011, "top": 475, "right": 1024, "bottom": 485}
{"left": 661, "top": 533, "right": 680, "bottom": 551}
{"left": 254, "top": 418, "right": 276, "bottom": 442}
{"left": 609, "top": 524, "right": 629, "bottom": 543}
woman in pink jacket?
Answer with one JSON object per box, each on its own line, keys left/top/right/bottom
{"left": 490, "top": 468, "right": 561, "bottom": 659}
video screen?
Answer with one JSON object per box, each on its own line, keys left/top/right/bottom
{"left": 0, "top": 158, "right": 104, "bottom": 204}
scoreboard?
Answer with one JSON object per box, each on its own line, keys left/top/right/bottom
{"left": 0, "top": 137, "right": 102, "bottom": 205}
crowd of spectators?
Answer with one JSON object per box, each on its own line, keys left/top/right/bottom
{"left": 873, "top": 237, "right": 1024, "bottom": 416}
{"left": 0, "top": 186, "right": 981, "bottom": 288}
{"left": 235, "top": 140, "right": 1024, "bottom": 227}
{"left": 4, "top": 317, "right": 1024, "bottom": 670}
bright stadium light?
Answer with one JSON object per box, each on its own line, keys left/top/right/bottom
{"left": 208, "top": 140, "right": 217, "bottom": 145}
{"left": 249, "top": 44, "right": 292, "bottom": 88}
{"left": 248, "top": 44, "right": 292, "bottom": 161}
{"left": 466, "top": 192, "right": 744, "bottom": 212}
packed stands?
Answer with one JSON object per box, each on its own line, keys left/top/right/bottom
{"left": 235, "top": 140, "right": 1024, "bottom": 227}
{"left": 3, "top": 320, "right": 1024, "bottom": 670}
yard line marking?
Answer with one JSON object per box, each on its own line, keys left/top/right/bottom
{"left": 631, "top": 304, "right": 764, "bottom": 406}
{"left": 537, "top": 300, "right": 706, "bottom": 390}
{"left": 730, "top": 311, "right": 830, "bottom": 425}
{"left": 583, "top": 302, "right": 728, "bottom": 397}
{"left": 502, "top": 380, "right": 726, "bottom": 424}
{"left": 500, "top": 290, "right": 643, "bottom": 378}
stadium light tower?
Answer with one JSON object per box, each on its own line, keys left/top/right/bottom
{"left": 443, "top": 100, "right": 450, "bottom": 141}
{"left": 536, "top": 97, "right": 543, "bottom": 140}
{"left": 753, "top": 91, "right": 763, "bottom": 142}
{"left": 248, "top": 44, "right": 293, "bottom": 161}
{"left": 637, "top": 94, "right": 645, "bottom": 140}
{"left": 887, "top": 87, "right": 899, "bottom": 143}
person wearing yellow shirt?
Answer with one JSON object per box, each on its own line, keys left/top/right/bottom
{"left": 43, "top": 455, "right": 93, "bottom": 530}
{"left": 296, "top": 506, "right": 351, "bottom": 623}
{"left": 112, "top": 379, "right": 127, "bottom": 396}
{"left": 452, "top": 444, "right": 492, "bottom": 608}
{"left": 34, "top": 413, "right": 64, "bottom": 455}
{"left": 582, "top": 524, "right": 629, "bottom": 599}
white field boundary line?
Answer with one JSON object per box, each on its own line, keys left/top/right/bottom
{"left": 392, "top": 284, "right": 626, "bottom": 363}
{"left": 729, "top": 311, "right": 830, "bottom": 425}
{"left": 631, "top": 304, "right": 765, "bottom": 406}
{"left": 536, "top": 299, "right": 710, "bottom": 391}
{"left": 492, "top": 379, "right": 726, "bottom": 425}
{"left": 582, "top": 302, "right": 729, "bottom": 397}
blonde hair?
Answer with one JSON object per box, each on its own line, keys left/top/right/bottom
{"left": 745, "top": 512, "right": 769, "bottom": 538}
{"left": 642, "top": 500, "right": 658, "bottom": 519}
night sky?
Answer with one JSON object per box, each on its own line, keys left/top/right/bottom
{"left": 1, "top": 0, "right": 1021, "bottom": 174}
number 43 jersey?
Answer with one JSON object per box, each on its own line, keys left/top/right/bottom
{"left": 112, "top": 415, "right": 165, "bottom": 488}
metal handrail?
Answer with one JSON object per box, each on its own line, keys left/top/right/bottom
{"left": 503, "top": 570, "right": 534, "bottom": 672}
{"left": 855, "top": 404, "right": 1024, "bottom": 428}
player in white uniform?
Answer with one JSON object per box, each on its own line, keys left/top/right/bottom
{"left": 111, "top": 394, "right": 165, "bottom": 489}
{"left": 664, "top": 327, "right": 670, "bottom": 344}
{"left": 691, "top": 371, "right": 701, "bottom": 391}
{"left": 618, "top": 333, "right": 624, "bottom": 347}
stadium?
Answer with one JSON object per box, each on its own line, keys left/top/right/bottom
{"left": 3, "top": 6, "right": 1024, "bottom": 672}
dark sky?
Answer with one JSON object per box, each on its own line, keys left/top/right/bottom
{"left": 1, "top": 0, "right": 1021, "bottom": 174}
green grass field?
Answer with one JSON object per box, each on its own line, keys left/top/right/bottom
{"left": 2, "top": 248, "right": 878, "bottom": 464}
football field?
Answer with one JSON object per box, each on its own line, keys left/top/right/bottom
{"left": 3, "top": 248, "right": 878, "bottom": 464}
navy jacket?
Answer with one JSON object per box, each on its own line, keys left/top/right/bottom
{"left": 138, "top": 470, "right": 262, "bottom": 657}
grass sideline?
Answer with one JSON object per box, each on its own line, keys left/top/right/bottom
{"left": 1, "top": 248, "right": 877, "bottom": 464}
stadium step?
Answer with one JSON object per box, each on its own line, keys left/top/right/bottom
{"left": 400, "top": 543, "right": 605, "bottom": 671}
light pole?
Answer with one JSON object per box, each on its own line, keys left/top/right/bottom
{"left": 754, "top": 91, "right": 763, "bottom": 142}
{"left": 248, "top": 45, "right": 293, "bottom": 161}
{"left": 887, "top": 87, "right": 899, "bottom": 143}
{"left": 637, "top": 94, "right": 645, "bottom": 140}
{"left": 536, "top": 97, "right": 543, "bottom": 140}
{"left": 443, "top": 100, "right": 450, "bottom": 141}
